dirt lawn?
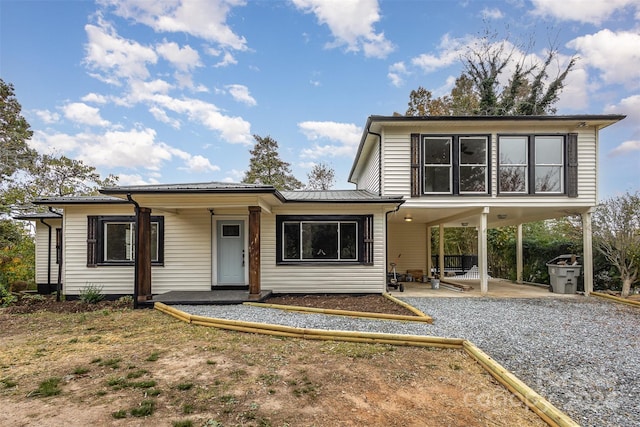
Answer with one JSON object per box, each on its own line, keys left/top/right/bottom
{"left": 0, "top": 296, "right": 546, "bottom": 426}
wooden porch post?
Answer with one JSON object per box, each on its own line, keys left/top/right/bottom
{"left": 516, "top": 224, "right": 523, "bottom": 284}
{"left": 136, "top": 207, "right": 152, "bottom": 302}
{"left": 248, "top": 206, "right": 261, "bottom": 297}
{"left": 582, "top": 210, "right": 594, "bottom": 296}
{"left": 478, "top": 208, "right": 489, "bottom": 295}
{"left": 438, "top": 224, "right": 445, "bottom": 279}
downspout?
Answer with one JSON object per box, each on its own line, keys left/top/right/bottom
{"left": 366, "top": 128, "right": 383, "bottom": 197}
{"left": 39, "top": 218, "right": 52, "bottom": 292}
{"left": 385, "top": 204, "right": 401, "bottom": 288}
{"left": 48, "top": 207, "right": 63, "bottom": 301}
{"left": 126, "top": 193, "right": 140, "bottom": 309}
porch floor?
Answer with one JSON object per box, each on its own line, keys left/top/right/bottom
{"left": 388, "top": 278, "right": 580, "bottom": 298}
{"left": 149, "top": 290, "right": 273, "bottom": 305}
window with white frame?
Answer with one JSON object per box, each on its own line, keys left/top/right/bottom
{"left": 276, "top": 215, "right": 373, "bottom": 264}
{"left": 423, "top": 137, "right": 452, "bottom": 193}
{"left": 459, "top": 136, "right": 488, "bottom": 193}
{"left": 87, "top": 216, "right": 164, "bottom": 266}
{"left": 498, "top": 135, "right": 565, "bottom": 194}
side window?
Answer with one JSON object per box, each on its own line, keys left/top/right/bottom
{"left": 534, "top": 136, "right": 564, "bottom": 193}
{"left": 459, "top": 137, "right": 488, "bottom": 194}
{"left": 87, "top": 216, "right": 164, "bottom": 266}
{"left": 499, "top": 136, "right": 528, "bottom": 193}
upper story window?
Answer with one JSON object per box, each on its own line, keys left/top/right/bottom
{"left": 421, "top": 135, "right": 489, "bottom": 195}
{"left": 498, "top": 135, "right": 565, "bottom": 195}
{"left": 87, "top": 216, "right": 164, "bottom": 266}
{"left": 276, "top": 215, "right": 373, "bottom": 265}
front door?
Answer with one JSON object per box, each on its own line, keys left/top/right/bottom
{"left": 216, "top": 220, "right": 245, "bottom": 285}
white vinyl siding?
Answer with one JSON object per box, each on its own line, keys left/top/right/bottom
{"left": 357, "top": 142, "right": 380, "bottom": 192}
{"left": 382, "top": 132, "right": 411, "bottom": 196}
{"left": 261, "top": 205, "right": 388, "bottom": 293}
{"left": 61, "top": 206, "right": 212, "bottom": 295}
{"left": 34, "top": 219, "right": 62, "bottom": 285}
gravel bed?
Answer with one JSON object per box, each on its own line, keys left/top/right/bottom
{"left": 174, "top": 297, "right": 640, "bottom": 427}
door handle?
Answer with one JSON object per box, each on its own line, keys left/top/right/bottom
{"left": 242, "top": 249, "right": 245, "bottom": 267}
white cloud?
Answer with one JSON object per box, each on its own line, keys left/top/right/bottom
{"left": 297, "top": 121, "right": 362, "bottom": 158}
{"left": 291, "top": 0, "right": 394, "bottom": 58}
{"left": 225, "top": 84, "right": 257, "bottom": 106}
{"left": 34, "top": 109, "right": 60, "bottom": 124}
{"left": 481, "top": 7, "right": 504, "bottom": 19}
{"left": 179, "top": 155, "right": 220, "bottom": 173}
{"left": 149, "top": 106, "right": 181, "bottom": 128}
{"left": 530, "top": 0, "right": 639, "bottom": 25}
{"left": 567, "top": 30, "right": 640, "bottom": 89}
{"left": 411, "top": 34, "right": 470, "bottom": 73}
{"left": 63, "top": 102, "right": 110, "bottom": 127}
{"left": 388, "top": 61, "right": 408, "bottom": 87}
{"left": 215, "top": 51, "right": 238, "bottom": 67}
{"left": 84, "top": 19, "right": 158, "bottom": 84}
{"left": 605, "top": 94, "right": 640, "bottom": 128}
{"left": 156, "top": 40, "right": 202, "bottom": 71}
{"left": 609, "top": 140, "right": 640, "bottom": 157}
{"left": 117, "top": 173, "right": 160, "bottom": 185}
{"left": 100, "top": 0, "right": 248, "bottom": 50}
{"left": 81, "top": 93, "right": 108, "bottom": 104}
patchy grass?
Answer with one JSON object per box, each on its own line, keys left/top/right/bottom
{"left": 0, "top": 305, "right": 546, "bottom": 427}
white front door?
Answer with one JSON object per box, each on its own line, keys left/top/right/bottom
{"left": 216, "top": 220, "right": 245, "bottom": 285}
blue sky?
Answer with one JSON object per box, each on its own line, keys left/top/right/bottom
{"left": 1, "top": 0, "right": 638, "bottom": 199}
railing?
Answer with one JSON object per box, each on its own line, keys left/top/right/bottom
{"left": 431, "top": 255, "right": 478, "bottom": 275}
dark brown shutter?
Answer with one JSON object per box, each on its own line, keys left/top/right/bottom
{"left": 410, "top": 133, "right": 420, "bottom": 197}
{"left": 567, "top": 133, "right": 578, "bottom": 198}
{"left": 87, "top": 216, "right": 98, "bottom": 267}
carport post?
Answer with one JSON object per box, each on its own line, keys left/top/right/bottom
{"left": 478, "top": 208, "right": 489, "bottom": 295}
{"left": 582, "top": 210, "right": 594, "bottom": 295}
{"left": 516, "top": 224, "right": 523, "bottom": 284}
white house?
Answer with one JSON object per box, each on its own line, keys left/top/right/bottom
{"left": 21, "top": 114, "right": 624, "bottom": 303}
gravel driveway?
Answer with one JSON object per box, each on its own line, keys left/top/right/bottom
{"left": 175, "top": 296, "right": 639, "bottom": 427}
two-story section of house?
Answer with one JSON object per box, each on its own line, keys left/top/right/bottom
{"left": 348, "top": 115, "right": 625, "bottom": 295}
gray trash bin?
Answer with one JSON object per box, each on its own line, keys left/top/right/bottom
{"left": 546, "top": 255, "right": 581, "bottom": 294}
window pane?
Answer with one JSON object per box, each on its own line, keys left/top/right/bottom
{"left": 535, "top": 136, "right": 563, "bottom": 165}
{"left": 150, "top": 223, "right": 158, "bottom": 261}
{"left": 340, "top": 222, "right": 357, "bottom": 260}
{"left": 499, "top": 166, "right": 527, "bottom": 192}
{"left": 424, "top": 138, "right": 451, "bottom": 164}
{"left": 460, "top": 138, "right": 486, "bottom": 165}
{"left": 302, "top": 222, "right": 338, "bottom": 260}
{"left": 535, "top": 166, "right": 562, "bottom": 192}
{"left": 460, "top": 166, "right": 486, "bottom": 192}
{"left": 283, "top": 222, "right": 300, "bottom": 260}
{"left": 500, "top": 137, "right": 527, "bottom": 165}
{"left": 222, "top": 224, "right": 240, "bottom": 237}
{"left": 424, "top": 166, "right": 451, "bottom": 193}
{"left": 105, "top": 223, "right": 132, "bottom": 261}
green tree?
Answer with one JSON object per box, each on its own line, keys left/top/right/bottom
{"left": 306, "top": 162, "right": 335, "bottom": 190}
{"left": 0, "top": 79, "right": 36, "bottom": 182}
{"left": 592, "top": 192, "right": 640, "bottom": 297}
{"left": 242, "top": 134, "right": 302, "bottom": 191}
{"left": 0, "top": 219, "right": 35, "bottom": 289}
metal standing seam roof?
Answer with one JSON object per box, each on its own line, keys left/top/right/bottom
{"left": 32, "top": 195, "right": 131, "bottom": 205}
{"left": 281, "top": 190, "right": 404, "bottom": 203}
{"left": 13, "top": 211, "right": 63, "bottom": 220}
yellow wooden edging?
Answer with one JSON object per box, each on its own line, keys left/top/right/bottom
{"left": 383, "top": 292, "right": 432, "bottom": 321}
{"left": 154, "top": 302, "right": 579, "bottom": 427}
{"left": 591, "top": 292, "right": 640, "bottom": 308}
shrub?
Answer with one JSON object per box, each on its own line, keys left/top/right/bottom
{"left": 79, "top": 284, "right": 104, "bottom": 304}
{"left": 0, "top": 284, "right": 16, "bottom": 307}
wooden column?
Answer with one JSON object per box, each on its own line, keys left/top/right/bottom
{"left": 582, "top": 210, "right": 593, "bottom": 296}
{"left": 136, "top": 207, "right": 152, "bottom": 302}
{"left": 478, "top": 208, "right": 489, "bottom": 295}
{"left": 248, "top": 206, "right": 261, "bottom": 297}
{"left": 516, "top": 224, "right": 523, "bottom": 284}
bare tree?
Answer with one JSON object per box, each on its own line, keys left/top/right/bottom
{"left": 306, "top": 162, "right": 335, "bottom": 190}
{"left": 592, "top": 192, "right": 640, "bottom": 297}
